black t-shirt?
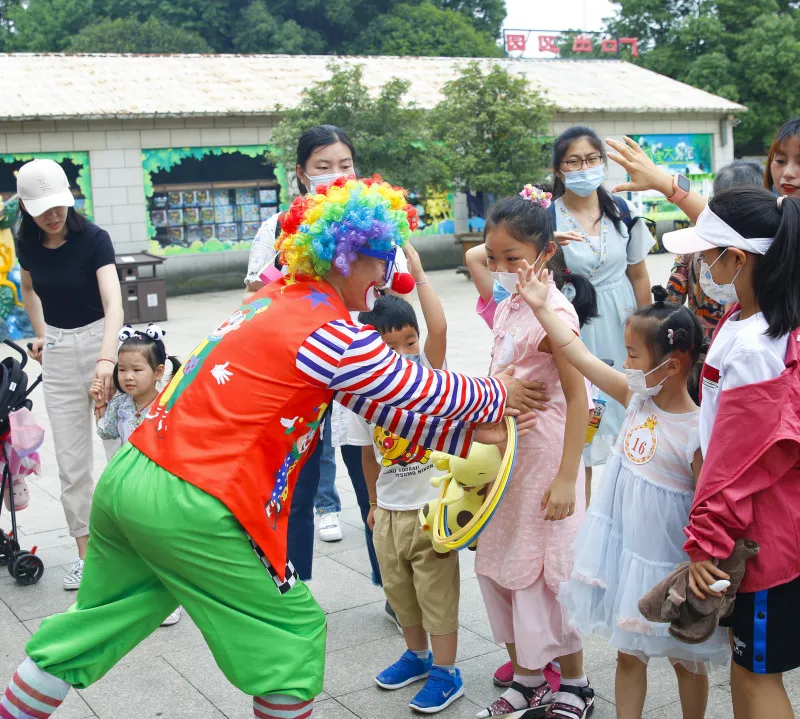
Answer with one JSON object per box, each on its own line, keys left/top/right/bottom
{"left": 17, "top": 224, "right": 116, "bottom": 330}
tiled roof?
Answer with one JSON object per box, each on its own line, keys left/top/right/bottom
{"left": 0, "top": 53, "right": 746, "bottom": 121}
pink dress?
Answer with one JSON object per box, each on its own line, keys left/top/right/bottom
{"left": 475, "top": 279, "right": 588, "bottom": 592}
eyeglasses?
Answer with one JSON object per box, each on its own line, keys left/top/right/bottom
{"left": 358, "top": 247, "right": 397, "bottom": 283}
{"left": 561, "top": 155, "right": 604, "bottom": 172}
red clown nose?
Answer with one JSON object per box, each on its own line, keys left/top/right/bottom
{"left": 390, "top": 272, "right": 416, "bottom": 295}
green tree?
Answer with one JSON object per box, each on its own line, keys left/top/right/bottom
{"left": 269, "top": 62, "right": 451, "bottom": 195}
{"left": 6, "top": 0, "right": 505, "bottom": 54}
{"left": 350, "top": 3, "right": 502, "bottom": 57}
{"left": 606, "top": 0, "right": 800, "bottom": 153}
{"left": 68, "top": 16, "right": 212, "bottom": 53}
{"left": 233, "top": 0, "right": 325, "bottom": 54}
{"left": 429, "top": 62, "right": 553, "bottom": 197}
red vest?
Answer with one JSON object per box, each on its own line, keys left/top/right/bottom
{"left": 130, "top": 279, "right": 348, "bottom": 578}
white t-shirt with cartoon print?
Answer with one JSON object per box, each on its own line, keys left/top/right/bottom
{"left": 353, "top": 350, "right": 444, "bottom": 511}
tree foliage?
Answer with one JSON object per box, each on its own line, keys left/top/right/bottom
{"left": 268, "top": 62, "right": 451, "bottom": 194}
{"left": 68, "top": 16, "right": 212, "bottom": 53}
{"left": 5, "top": 0, "right": 505, "bottom": 56}
{"left": 428, "top": 62, "right": 553, "bottom": 196}
{"left": 349, "top": 3, "right": 502, "bottom": 58}
{"left": 606, "top": 0, "right": 800, "bottom": 153}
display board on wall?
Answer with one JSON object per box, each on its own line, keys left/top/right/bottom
{"left": 142, "top": 145, "right": 287, "bottom": 256}
{"left": 630, "top": 134, "right": 714, "bottom": 221}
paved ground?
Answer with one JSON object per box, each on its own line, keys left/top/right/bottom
{"left": 1, "top": 253, "right": 797, "bottom": 718}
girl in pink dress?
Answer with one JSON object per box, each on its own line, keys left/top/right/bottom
{"left": 475, "top": 188, "right": 598, "bottom": 719}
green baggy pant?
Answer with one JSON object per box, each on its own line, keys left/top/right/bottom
{"left": 26, "top": 445, "right": 326, "bottom": 699}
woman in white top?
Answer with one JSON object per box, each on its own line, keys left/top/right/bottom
{"left": 550, "top": 127, "right": 654, "bottom": 500}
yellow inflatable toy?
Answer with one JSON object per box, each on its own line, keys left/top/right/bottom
{"left": 419, "top": 416, "right": 518, "bottom": 553}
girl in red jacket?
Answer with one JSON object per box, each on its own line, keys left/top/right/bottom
{"left": 607, "top": 136, "right": 800, "bottom": 719}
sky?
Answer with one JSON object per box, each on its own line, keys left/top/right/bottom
{"left": 501, "top": 0, "right": 619, "bottom": 57}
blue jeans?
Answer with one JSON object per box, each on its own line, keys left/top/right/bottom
{"left": 314, "top": 419, "right": 340, "bottom": 515}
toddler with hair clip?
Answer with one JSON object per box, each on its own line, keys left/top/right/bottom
{"left": 94, "top": 324, "right": 181, "bottom": 448}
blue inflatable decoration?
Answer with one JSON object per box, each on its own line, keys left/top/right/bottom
{"left": 6, "top": 306, "right": 33, "bottom": 340}
{"left": 8, "top": 265, "right": 22, "bottom": 303}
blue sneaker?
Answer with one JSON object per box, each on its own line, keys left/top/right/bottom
{"left": 409, "top": 666, "right": 464, "bottom": 713}
{"left": 375, "top": 650, "right": 433, "bottom": 689}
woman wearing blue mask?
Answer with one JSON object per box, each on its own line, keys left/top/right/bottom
{"left": 551, "top": 126, "right": 654, "bottom": 496}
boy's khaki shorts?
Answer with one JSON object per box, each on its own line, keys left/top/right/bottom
{"left": 372, "top": 506, "right": 460, "bottom": 635}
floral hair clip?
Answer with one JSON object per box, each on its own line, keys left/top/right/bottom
{"left": 667, "top": 329, "right": 675, "bottom": 345}
{"left": 519, "top": 184, "right": 553, "bottom": 209}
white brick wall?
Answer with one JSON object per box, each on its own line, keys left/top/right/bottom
{"left": 0, "top": 111, "right": 733, "bottom": 259}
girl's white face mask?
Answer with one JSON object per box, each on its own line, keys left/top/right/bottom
{"left": 623, "top": 358, "right": 671, "bottom": 397}
{"left": 699, "top": 249, "right": 741, "bottom": 305}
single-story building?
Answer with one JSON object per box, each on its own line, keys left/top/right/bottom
{"left": 0, "top": 53, "right": 745, "bottom": 292}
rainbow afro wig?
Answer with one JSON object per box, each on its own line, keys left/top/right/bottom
{"left": 276, "top": 175, "right": 419, "bottom": 281}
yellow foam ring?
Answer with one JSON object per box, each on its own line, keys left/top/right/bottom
{"left": 431, "top": 416, "right": 518, "bottom": 552}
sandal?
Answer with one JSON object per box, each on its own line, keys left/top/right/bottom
{"left": 477, "top": 680, "right": 552, "bottom": 718}
{"left": 545, "top": 683, "right": 595, "bottom": 718}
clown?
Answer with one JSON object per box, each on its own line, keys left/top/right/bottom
{"left": 1, "top": 176, "right": 541, "bottom": 719}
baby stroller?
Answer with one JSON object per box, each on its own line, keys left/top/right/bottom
{"left": 0, "top": 338, "right": 44, "bottom": 584}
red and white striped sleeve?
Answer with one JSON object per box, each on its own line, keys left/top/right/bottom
{"left": 297, "top": 320, "right": 507, "bottom": 423}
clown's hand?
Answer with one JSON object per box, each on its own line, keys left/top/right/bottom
{"left": 475, "top": 412, "right": 536, "bottom": 446}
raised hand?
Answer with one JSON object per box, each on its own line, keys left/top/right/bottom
{"left": 606, "top": 136, "right": 673, "bottom": 196}
{"left": 515, "top": 262, "right": 550, "bottom": 312}
{"left": 554, "top": 231, "right": 585, "bottom": 247}
{"left": 403, "top": 243, "right": 426, "bottom": 283}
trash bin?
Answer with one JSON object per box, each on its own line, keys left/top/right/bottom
{"left": 115, "top": 252, "right": 167, "bottom": 325}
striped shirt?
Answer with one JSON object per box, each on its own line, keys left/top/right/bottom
{"left": 297, "top": 320, "right": 506, "bottom": 457}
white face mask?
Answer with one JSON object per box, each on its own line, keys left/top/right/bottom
{"left": 489, "top": 247, "right": 547, "bottom": 302}
{"left": 699, "top": 249, "right": 741, "bottom": 305}
{"left": 623, "top": 358, "right": 671, "bottom": 397}
{"left": 303, "top": 172, "right": 344, "bottom": 193}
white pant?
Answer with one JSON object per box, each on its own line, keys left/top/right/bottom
{"left": 42, "top": 319, "right": 104, "bottom": 538}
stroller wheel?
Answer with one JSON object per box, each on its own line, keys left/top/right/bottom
{"left": 0, "top": 532, "right": 20, "bottom": 567}
{"left": 9, "top": 551, "right": 44, "bottom": 585}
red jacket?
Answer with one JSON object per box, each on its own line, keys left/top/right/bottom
{"left": 685, "top": 316, "right": 800, "bottom": 593}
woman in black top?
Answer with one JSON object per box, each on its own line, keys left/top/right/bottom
{"left": 16, "top": 159, "right": 123, "bottom": 590}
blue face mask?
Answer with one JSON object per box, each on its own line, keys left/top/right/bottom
{"left": 404, "top": 353, "right": 421, "bottom": 365}
{"left": 492, "top": 279, "right": 511, "bottom": 304}
{"left": 564, "top": 164, "right": 606, "bottom": 197}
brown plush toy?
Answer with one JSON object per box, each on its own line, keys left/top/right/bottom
{"left": 638, "top": 539, "right": 759, "bottom": 644}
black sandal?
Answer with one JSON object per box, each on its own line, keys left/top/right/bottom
{"left": 544, "top": 683, "right": 595, "bottom": 718}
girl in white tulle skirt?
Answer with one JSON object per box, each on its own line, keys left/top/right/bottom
{"left": 517, "top": 274, "right": 729, "bottom": 719}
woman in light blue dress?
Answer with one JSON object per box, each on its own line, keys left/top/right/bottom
{"left": 551, "top": 127, "right": 654, "bottom": 493}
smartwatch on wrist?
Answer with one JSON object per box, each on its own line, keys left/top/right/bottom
{"left": 666, "top": 173, "right": 690, "bottom": 203}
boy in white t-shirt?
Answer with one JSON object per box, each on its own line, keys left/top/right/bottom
{"left": 356, "top": 250, "right": 462, "bottom": 714}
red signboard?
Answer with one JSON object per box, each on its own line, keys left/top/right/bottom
{"left": 505, "top": 33, "right": 527, "bottom": 52}
{"left": 504, "top": 31, "right": 640, "bottom": 57}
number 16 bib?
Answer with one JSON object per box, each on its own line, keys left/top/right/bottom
{"left": 624, "top": 413, "right": 658, "bottom": 465}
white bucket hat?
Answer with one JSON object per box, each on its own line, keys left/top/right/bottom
{"left": 662, "top": 205, "right": 774, "bottom": 256}
{"left": 16, "top": 159, "right": 75, "bottom": 218}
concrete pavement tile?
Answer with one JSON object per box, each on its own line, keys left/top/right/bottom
{"left": 337, "top": 507, "right": 366, "bottom": 529}
{"left": 644, "top": 684, "right": 740, "bottom": 718}
{"left": 3, "top": 527, "right": 75, "bottom": 551}
{"left": 457, "top": 548, "right": 476, "bottom": 582}
{"left": 311, "top": 556, "right": 386, "bottom": 615}
{"left": 324, "top": 546, "right": 375, "bottom": 581}
{"left": 455, "top": 627, "right": 503, "bottom": 664}
{"left": 310, "top": 698, "right": 360, "bottom": 718}
{"left": 32, "top": 543, "right": 81, "bottom": 569}
{"left": 0, "top": 483, "right": 68, "bottom": 534}
{"left": 55, "top": 691, "right": 98, "bottom": 719}
{"left": 312, "top": 521, "right": 369, "bottom": 559}
{"left": 79, "top": 656, "right": 225, "bottom": 719}
{"left": 337, "top": 683, "right": 483, "bottom": 719}
{"left": 452, "top": 647, "right": 509, "bottom": 708}
{"left": 455, "top": 577, "right": 499, "bottom": 645}
{"left": 590, "top": 658, "right": 697, "bottom": 713}
{"left": 325, "top": 601, "right": 400, "bottom": 653}
{"left": 324, "top": 633, "right": 408, "bottom": 697}
{"left": 0, "top": 561, "right": 75, "bottom": 620}
{"left": 0, "top": 599, "right": 32, "bottom": 674}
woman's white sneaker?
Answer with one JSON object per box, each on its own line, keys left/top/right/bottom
{"left": 318, "top": 512, "right": 343, "bottom": 542}
{"left": 63, "top": 559, "right": 84, "bottom": 590}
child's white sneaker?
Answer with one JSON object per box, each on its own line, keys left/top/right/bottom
{"left": 63, "top": 558, "right": 83, "bottom": 590}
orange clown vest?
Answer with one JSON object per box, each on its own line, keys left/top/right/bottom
{"left": 130, "top": 279, "right": 348, "bottom": 579}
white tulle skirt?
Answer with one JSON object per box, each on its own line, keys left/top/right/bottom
{"left": 559, "top": 453, "right": 730, "bottom": 669}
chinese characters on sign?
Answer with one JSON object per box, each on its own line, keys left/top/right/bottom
{"left": 505, "top": 33, "right": 639, "bottom": 57}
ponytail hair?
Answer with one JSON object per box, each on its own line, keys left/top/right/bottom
{"left": 485, "top": 194, "right": 598, "bottom": 327}
{"left": 628, "top": 285, "right": 704, "bottom": 363}
{"left": 114, "top": 323, "right": 181, "bottom": 392}
{"left": 710, "top": 187, "right": 800, "bottom": 338}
